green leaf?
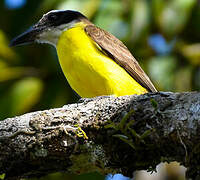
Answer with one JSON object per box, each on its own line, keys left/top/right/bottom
{"left": 148, "top": 56, "right": 177, "bottom": 91}
{"left": 0, "top": 66, "right": 31, "bottom": 82}
{"left": 57, "top": 0, "right": 100, "bottom": 18}
{"left": 174, "top": 66, "right": 193, "bottom": 92}
{"left": 180, "top": 43, "right": 200, "bottom": 65}
{"left": 152, "top": 0, "right": 196, "bottom": 37}
{"left": 0, "top": 30, "right": 18, "bottom": 62}
{"left": 113, "top": 134, "right": 136, "bottom": 150}
{"left": 118, "top": 109, "right": 135, "bottom": 131}
{"left": 10, "top": 77, "right": 44, "bottom": 116}
{"left": 0, "top": 174, "right": 5, "bottom": 180}
{"left": 131, "top": 0, "right": 150, "bottom": 42}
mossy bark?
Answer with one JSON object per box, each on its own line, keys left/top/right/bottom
{"left": 0, "top": 92, "right": 200, "bottom": 179}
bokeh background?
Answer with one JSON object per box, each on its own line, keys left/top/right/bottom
{"left": 0, "top": 0, "right": 199, "bottom": 180}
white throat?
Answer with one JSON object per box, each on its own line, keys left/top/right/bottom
{"left": 36, "top": 20, "right": 77, "bottom": 47}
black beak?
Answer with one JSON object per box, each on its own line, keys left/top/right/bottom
{"left": 10, "top": 26, "right": 41, "bottom": 47}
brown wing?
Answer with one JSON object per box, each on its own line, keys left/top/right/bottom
{"left": 84, "top": 25, "right": 157, "bottom": 92}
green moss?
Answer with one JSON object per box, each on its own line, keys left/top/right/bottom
{"left": 33, "top": 147, "right": 48, "bottom": 157}
{"left": 69, "top": 142, "right": 115, "bottom": 175}
{"left": 150, "top": 98, "right": 158, "bottom": 109}
{"left": 106, "top": 109, "right": 155, "bottom": 150}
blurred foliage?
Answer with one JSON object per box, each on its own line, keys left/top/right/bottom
{"left": 30, "top": 172, "right": 104, "bottom": 180}
{"left": 0, "top": 0, "right": 199, "bottom": 179}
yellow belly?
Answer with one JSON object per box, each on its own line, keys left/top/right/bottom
{"left": 56, "top": 23, "right": 147, "bottom": 98}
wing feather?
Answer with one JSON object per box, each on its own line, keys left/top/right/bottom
{"left": 84, "top": 25, "right": 157, "bottom": 92}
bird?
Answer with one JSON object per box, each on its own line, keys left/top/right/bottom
{"left": 10, "top": 10, "right": 157, "bottom": 98}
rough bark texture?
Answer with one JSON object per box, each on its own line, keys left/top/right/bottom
{"left": 0, "top": 92, "right": 200, "bottom": 180}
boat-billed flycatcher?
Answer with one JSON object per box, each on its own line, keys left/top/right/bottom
{"left": 10, "top": 10, "right": 157, "bottom": 97}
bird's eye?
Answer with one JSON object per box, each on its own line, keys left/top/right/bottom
{"left": 48, "top": 14, "right": 59, "bottom": 22}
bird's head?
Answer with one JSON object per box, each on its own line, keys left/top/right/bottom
{"left": 10, "top": 10, "right": 88, "bottom": 47}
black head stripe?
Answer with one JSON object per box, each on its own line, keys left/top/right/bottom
{"left": 45, "top": 10, "right": 87, "bottom": 27}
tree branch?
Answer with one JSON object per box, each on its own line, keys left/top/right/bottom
{"left": 0, "top": 92, "right": 200, "bottom": 179}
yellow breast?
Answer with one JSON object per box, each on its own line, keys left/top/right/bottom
{"left": 56, "top": 23, "right": 147, "bottom": 98}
